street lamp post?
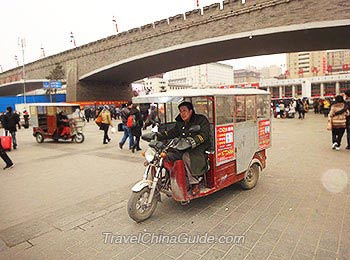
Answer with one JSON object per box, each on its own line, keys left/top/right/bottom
{"left": 112, "top": 16, "right": 118, "bottom": 33}
{"left": 70, "top": 32, "right": 77, "bottom": 47}
{"left": 40, "top": 45, "right": 46, "bottom": 58}
{"left": 19, "top": 38, "right": 27, "bottom": 104}
{"left": 14, "top": 55, "right": 19, "bottom": 67}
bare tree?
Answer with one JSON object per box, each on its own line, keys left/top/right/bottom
{"left": 46, "top": 64, "right": 65, "bottom": 102}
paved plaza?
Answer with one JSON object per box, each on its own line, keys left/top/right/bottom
{"left": 0, "top": 113, "right": 349, "bottom": 260}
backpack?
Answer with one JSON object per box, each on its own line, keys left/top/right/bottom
{"left": 127, "top": 115, "right": 137, "bottom": 128}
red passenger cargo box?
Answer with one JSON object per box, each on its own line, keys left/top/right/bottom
{"left": 0, "top": 136, "right": 12, "bottom": 151}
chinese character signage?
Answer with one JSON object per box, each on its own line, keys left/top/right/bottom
{"left": 258, "top": 120, "right": 271, "bottom": 149}
{"left": 216, "top": 124, "right": 234, "bottom": 165}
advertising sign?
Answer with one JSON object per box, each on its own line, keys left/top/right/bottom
{"left": 258, "top": 120, "right": 271, "bottom": 149}
{"left": 216, "top": 124, "right": 234, "bottom": 165}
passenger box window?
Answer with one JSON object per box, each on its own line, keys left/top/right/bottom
{"left": 257, "top": 95, "right": 270, "bottom": 118}
{"left": 216, "top": 97, "right": 234, "bottom": 125}
{"left": 234, "top": 96, "right": 246, "bottom": 123}
{"left": 246, "top": 96, "right": 256, "bottom": 121}
{"left": 165, "top": 102, "right": 179, "bottom": 123}
{"left": 192, "top": 97, "right": 214, "bottom": 124}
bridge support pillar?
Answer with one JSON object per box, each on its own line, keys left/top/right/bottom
{"left": 66, "top": 80, "right": 133, "bottom": 102}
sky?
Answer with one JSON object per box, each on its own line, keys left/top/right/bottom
{"left": 0, "top": 0, "right": 285, "bottom": 73}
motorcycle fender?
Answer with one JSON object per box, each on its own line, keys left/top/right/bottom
{"left": 131, "top": 180, "right": 152, "bottom": 192}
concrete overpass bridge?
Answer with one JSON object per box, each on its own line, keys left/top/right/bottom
{"left": 0, "top": 0, "right": 350, "bottom": 101}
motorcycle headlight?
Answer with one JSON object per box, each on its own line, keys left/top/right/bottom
{"left": 145, "top": 148, "right": 156, "bottom": 162}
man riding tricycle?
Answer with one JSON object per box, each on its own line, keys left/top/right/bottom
{"left": 127, "top": 88, "right": 271, "bottom": 222}
{"left": 29, "top": 103, "right": 85, "bottom": 143}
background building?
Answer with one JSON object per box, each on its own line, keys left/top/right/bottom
{"left": 259, "top": 65, "right": 282, "bottom": 79}
{"left": 131, "top": 76, "right": 168, "bottom": 95}
{"left": 166, "top": 63, "right": 234, "bottom": 88}
{"left": 261, "top": 74, "right": 350, "bottom": 99}
{"left": 327, "top": 50, "right": 350, "bottom": 74}
{"left": 286, "top": 50, "right": 350, "bottom": 78}
{"left": 287, "top": 51, "right": 326, "bottom": 78}
{"left": 233, "top": 69, "right": 261, "bottom": 83}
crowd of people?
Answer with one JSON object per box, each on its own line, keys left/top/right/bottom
{"left": 92, "top": 102, "right": 160, "bottom": 153}
{"left": 271, "top": 91, "right": 350, "bottom": 151}
{"left": 272, "top": 98, "right": 308, "bottom": 119}
{"left": 1, "top": 92, "right": 348, "bottom": 172}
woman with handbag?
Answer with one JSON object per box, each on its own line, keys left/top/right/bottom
{"left": 328, "top": 95, "right": 349, "bottom": 151}
{"left": 100, "top": 105, "right": 113, "bottom": 144}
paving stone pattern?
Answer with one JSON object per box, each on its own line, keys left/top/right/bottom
{"left": 0, "top": 113, "right": 349, "bottom": 259}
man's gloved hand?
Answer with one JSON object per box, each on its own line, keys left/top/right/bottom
{"left": 151, "top": 132, "right": 162, "bottom": 140}
{"left": 186, "top": 137, "right": 197, "bottom": 149}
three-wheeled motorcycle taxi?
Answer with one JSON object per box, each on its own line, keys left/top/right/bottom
{"left": 29, "top": 103, "right": 85, "bottom": 143}
{"left": 128, "top": 88, "right": 271, "bottom": 222}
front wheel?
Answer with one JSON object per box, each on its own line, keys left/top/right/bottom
{"left": 73, "top": 133, "right": 84, "bottom": 143}
{"left": 240, "top": 164, "right": 260, "bottom": 190}
{"left": 127, "top": 187, "right": 158, "bottom": 223}
{"left": 35, "top": 133, "right": 44, "bottom": 143}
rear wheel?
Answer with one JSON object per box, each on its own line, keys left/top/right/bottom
{"left": 128, "top": 187, "right": 158, "bottom": 223}
{"left": 240, "top": 164, "right": 260, "bottom": 190}
{"left": 74, "top": 133, "right": 84, "bottom": 143}
{"left": 35, "top": 133, "right": 44, "bottom": 143}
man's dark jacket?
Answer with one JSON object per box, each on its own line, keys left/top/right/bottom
{"left": 160, "top": 112, "right": 210, "bottom": 176}
{"left": 120, "top": 107, "right": 131, "bottom": 125}
{"left": 4, "top": 112, "right": 19, "bottom": 132}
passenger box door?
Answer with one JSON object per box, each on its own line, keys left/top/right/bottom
{"left": 234, "top": 95, "right": 259, "bottom": 174}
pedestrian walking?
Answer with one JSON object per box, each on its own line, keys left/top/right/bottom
{"left": 345, "top": 90, "right": 350, "bottom": 150}
{"left": 313, "top": 99, "right": 319, "bottom": 114}
{"left": 323, "top": 98, "right": 331, "bottom": 117}
{"left": 23, "top": 110, "right": 29, "bottom": 128}
{"left": 14, "top": 111, "right": 21, "bottom": 129}
{"left": 0, "top": 112, "right": 5, "bottom": 129}
{"left": 275, "top": 103, "right": 280, "bottom": 118}
{"left": 143, "top": 105, "right": 160, "bottom": 129}
{"left": 296, "top": 99, "right": 305, "bottom": 119}
{"left": 3, "top": 106, "right": 20, "bottom": 149}
{"left": 279, "top": 101, "right": 285, "bottom": 118}
{"left": 333, "top": 90, "right": 350, "bottom": 150}
{"left": 119, "top": 101, "right": 134, "bottom": 149}
{"left": 115, "top": 107, "right": 121, "bottom": 120}
{"left": 328, "top": 95, "right": 349, "bottom": 151}
{"left": 303, "top": 99, "right": 309, "bottom": 113}
{"left": 0, "top": 141, "right": 14, "bottom": 170}
{"left": 129, "top": 104, "right": 143, "bottom": 153}
{"left": 100, "top": 105, "right": 113, "bottom": 144}
{"left": 84, "top": 107, "right": 91, "bottom": 123}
